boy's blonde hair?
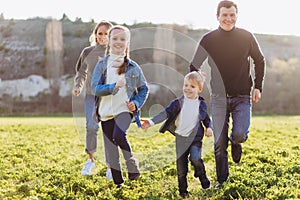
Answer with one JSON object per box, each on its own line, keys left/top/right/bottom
{"left": 184, "top": 71, "right": 206, "bottom": 92}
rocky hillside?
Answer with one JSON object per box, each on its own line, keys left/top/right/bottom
{"left": 1, "top": 17, "right": 300, "bottom": 115}
{"left": 0, "top": 17, "right": 94, "bottom": 79}
{"left": 1, "top": 17, "right": 300, "bottom": 80}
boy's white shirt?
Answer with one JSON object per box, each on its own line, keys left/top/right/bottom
{"left": 175, "top": 96, "right": 199, "bottom": 137}
{"left": 99, "top": 53, "right": 129, "bottom": 121}
{"left": 149, "top": 95, "right": 200, "bottom": 137}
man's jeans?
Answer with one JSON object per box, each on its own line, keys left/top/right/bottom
{"left": 210, "top": 94, "right": 251, "bottom": 183}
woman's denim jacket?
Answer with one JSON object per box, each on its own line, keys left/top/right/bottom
{"left": 151, "top": 95, "right": 212, "bottom": 146}
{"left": 91, "top": 55, "right": 149, "bottom": 127}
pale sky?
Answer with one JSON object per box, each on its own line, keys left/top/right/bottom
{"left": 1, "top": 0, "right": 299, "bottom": 36}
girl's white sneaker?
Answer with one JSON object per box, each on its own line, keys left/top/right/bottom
{"left": 106, "top": 168, "right": 113, "bottom": 180}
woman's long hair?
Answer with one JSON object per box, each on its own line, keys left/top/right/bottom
{"left": 90, "top": 20, "right": 113, "bottom": 46}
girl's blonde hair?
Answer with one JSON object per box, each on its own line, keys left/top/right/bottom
{"left": 184, "top": 71, "right": 206, "bottom": 92}
{"left": 106, "top": 25, "right": 131, "bottom": 75}
{"left": 90, "top": 20, "right": 113, "bottom": 46}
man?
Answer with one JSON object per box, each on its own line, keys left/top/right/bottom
{"left": 190, "top": 0, "right": 266, "bottom": 189}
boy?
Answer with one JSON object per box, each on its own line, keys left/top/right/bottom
{"left": 142, "top": 71, "right": 213, "bottom": 197}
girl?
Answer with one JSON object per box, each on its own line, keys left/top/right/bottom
{"left": 73, "top": 20, "right": 113, "bottom": 177}
{"left": 142, "top": 71, "right": 213, "bottom": 198}
{"left": 91, "top": 25, "right": 149, "bottom": 187}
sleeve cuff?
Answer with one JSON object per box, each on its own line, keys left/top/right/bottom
{"left": 149, "top": 119, "right": 155, "bottom": 126}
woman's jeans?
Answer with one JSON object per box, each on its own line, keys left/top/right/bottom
{"left": 101, "top": 112, "right": 139, "bottom": 185}
{"left": 85, "top": 94, "right": 99, "bottom": 154}
{"left": 210, "top": 94, "right": 251, "bottom": 183}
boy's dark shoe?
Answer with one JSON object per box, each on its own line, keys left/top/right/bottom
{"left": 179, "top": 191, "right": 189, "bottom": 198}
{"left": 231, "top": 142, "right": 242, "bottom": 163}
{"left": 199, "top": 175, "right": 210, "bottom": 189}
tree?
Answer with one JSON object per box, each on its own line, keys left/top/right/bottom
{"left": 0, "top": 13, "right": 4, "bottom": 21}
{"left": 61, "top": 13, "right": 70, "bottom": 21}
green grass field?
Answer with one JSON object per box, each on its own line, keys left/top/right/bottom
{"left": 0, "top": 116, "right": 299, "bottom": 200}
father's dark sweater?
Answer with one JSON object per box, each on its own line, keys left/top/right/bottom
{"left": 190, "top": 26, "right": 265, "bottom": 96}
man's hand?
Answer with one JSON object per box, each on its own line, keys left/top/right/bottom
{"left": 252, "top": 88, "right": 261, "bottom": 103}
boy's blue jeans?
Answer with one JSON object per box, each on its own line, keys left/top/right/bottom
{"left": 210, "top": 94, "right": 251, "bottom": 183}
{"left": 176, "top": 136, "right": 205, "bottom": 194}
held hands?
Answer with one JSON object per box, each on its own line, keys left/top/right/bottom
{"left": 126, "top": 101, "right": 136, "bottom": 112}
{"left": 141, "top": 119, "right": 151, "bottom": 130}
{"left": 252, "top": 88, "right": 261, "bottom": 103}
{"left": 205, "top": 127, "right": 213, "bottom": 137}
{"left": 141, "top": 119, "right": 214, "bottom": 137}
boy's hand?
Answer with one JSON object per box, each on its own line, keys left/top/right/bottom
{"left": 205, "top": 127, "right": 213, "bottom": 137}
{"left": 141, "top": 119, "right": 150, "bottom": 130}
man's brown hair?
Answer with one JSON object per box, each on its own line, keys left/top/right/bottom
{"left": 217, "top": 1, "right": 238, "bottom": 16}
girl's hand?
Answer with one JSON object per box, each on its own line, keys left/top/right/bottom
{"left": 205, "top": 127, "right": 213, "bottom": 137}
{"left": 141, "top": 119, "right": 150, "bottom": 130}
{"left": 126, "top": 101, "right": 136, "bottom": 112}
{"left": 115, "top": 79, "right": 125, "bottom": 89}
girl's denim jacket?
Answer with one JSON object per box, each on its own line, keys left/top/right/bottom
{"left": 151, "top": 95, "right": 212, "bottom": 146}
{"left": 91, "top": 55, "right": 149, "bottom": 127}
